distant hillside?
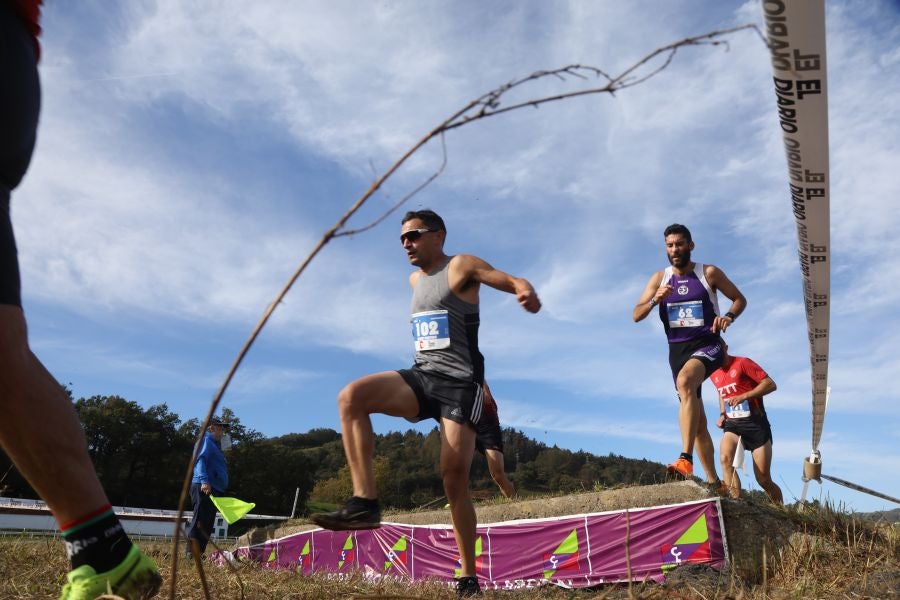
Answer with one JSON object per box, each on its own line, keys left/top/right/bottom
{"left": 0, "top": 395, "right": 668, "bottom": 519}
{"left": 271, "top": 426, "right": 668, "bottom": 511}
{"left": 857, "top": 507, "right": 900, "bottom": 523}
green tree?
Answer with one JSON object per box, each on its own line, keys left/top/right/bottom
{"left": 75, "top": 396, "right": 195, "bottom": 507}
{"left": 227, "top": 439, "right": 316, "bottom": 516}
{"left": 309, "top": 457, "right": 401, "bottom": 507}
{"left": 309, "top": 464, "right": 353, "bottom": 505}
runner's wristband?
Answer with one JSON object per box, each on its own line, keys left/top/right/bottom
{"left": 649, "top": 298, "right": 657, "bottom": 307}
{"left": 725, "top": 311, "right": 737, "bottom": 320}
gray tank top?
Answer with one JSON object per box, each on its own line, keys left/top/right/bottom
{"left": 410, "top": 258, "right": 483, "bottom": 382}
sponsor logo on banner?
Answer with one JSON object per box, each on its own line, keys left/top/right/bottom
{"left": 296, "top": 539, "right": 311, "bottom": 571}
{"left": 543, "top": 528, "right": 580, "bottom": 579}
{"left": 384, "top": 536, "right": 408, "bottom": 572}
{"left": 338, "top": 534, "right": 354, "bottom": 570}
{"left": 660, "top": 514, "right": 711, "bottom": 573}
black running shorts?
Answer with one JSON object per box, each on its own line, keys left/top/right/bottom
{"left": 398, "top": 366, "right": 483, "bottom": 426}
{"left": 724, "top": 414, "right": 773, "bottom": 452}
{"left": 668, "top": 335, "right": 725, "bottom": 399}
{"left": 475, "top": 410, "right": 503, "bottom": 454}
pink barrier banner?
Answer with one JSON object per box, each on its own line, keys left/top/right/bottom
{"left": 219, "top": 499, "right": 726, "bottom": 589}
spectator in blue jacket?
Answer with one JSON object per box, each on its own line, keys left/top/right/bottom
{"left": 187, "top": 416, "right": 230, "bottom": 555}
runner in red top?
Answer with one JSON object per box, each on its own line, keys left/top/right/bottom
{"left": 710, "top": 343, "right": 783, "bottom": 503}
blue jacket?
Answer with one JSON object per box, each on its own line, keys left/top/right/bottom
{"left": 191, "top": 432, "right": 229, "bottom": 493}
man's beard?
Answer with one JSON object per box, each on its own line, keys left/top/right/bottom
{"left": 668, "top": 249, "right": 691, "bottom": 267}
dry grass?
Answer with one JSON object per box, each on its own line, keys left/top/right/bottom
{"left": 757, "top": 507, "right": 899, "bottom": 599}
{"left": 0, "top": 507, "right": 895, "bottom": 599}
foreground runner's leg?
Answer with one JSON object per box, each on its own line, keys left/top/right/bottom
{"left": 0, "top": 8, "right": 160, "bottom": 597}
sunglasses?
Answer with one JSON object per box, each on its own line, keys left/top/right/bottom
{"left": 400, "top": 228, "right": 437, "bottom": 244}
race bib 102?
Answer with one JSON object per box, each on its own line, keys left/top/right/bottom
{"left": 411, "top": 310, "right": 450, "bottom": 351}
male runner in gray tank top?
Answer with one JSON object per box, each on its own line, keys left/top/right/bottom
{"left": 311, "top": 209, "right": 541, "bottom": 598}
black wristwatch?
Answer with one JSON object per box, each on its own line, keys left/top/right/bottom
{"left": 724, "top": 311, "right": 737, "bottom": 321}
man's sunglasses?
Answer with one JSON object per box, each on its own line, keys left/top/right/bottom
{"left": 400, "top": 228, "right": 437, "bottom": 244}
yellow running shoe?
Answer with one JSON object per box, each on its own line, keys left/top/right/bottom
{"left": 60, "top": 544, "right": 161, "bottom": 600}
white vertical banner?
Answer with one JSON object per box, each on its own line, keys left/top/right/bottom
{"left": 761, "top": 1, "right": 830, "bottom": 459}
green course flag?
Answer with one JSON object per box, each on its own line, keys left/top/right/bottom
{"left": 210, "top": 495, "right": 256, "bottom": 524}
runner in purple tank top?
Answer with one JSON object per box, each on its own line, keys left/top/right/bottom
{"left": 632, "top": 224, "right": 746, "bottom": 486}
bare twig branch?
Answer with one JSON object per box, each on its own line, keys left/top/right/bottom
{"left": 445, "top": 24, "right": 757, "bottom": 130}
{"left": 336, "top": 132, "right": 448, "bottom": 238}
{"left": 168, "top": 24, "right": 760, "bottom": 596}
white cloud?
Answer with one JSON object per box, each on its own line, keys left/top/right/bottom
{"left": 504, "top": 399, "right": 678, "bottom": 446}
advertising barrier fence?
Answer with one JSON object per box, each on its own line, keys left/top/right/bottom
{"left": 218, "top": 498, "right": 726, "bottom": 590}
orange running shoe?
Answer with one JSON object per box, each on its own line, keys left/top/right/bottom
{"left": 707, "top": 479, "right": 730, "bottom": 497}
{"left": 666, "top": 457, "right": 694, "bottom": 478}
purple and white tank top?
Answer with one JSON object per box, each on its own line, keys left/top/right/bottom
{"left": 658, "top": 263, "right": 721, "bottom": 344}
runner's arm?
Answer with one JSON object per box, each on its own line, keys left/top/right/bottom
{"left": 726, "top": 376, "right": 776, "bottom": 407}
{"left": 706, "top": 265, "right": 747, "bottom": 333}
{"left": 456, "top": 254, "right": 541, "bottom": 313}
{"left": 633, "top": 271, "right": 668, "bottom": 322}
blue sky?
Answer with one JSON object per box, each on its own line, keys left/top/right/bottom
{"left": 17, "top": 1, "right": 899, "bottom": 512}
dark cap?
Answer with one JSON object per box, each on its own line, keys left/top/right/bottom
{"left": 209, "top": 416, "right": 229, "bottom": 428}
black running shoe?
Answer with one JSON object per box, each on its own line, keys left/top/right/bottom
{"left": 310, "top": 496, "right": 381, "bottom": 530}
{"left": 456, "top": 576, "right": 482, "bottom": 597}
